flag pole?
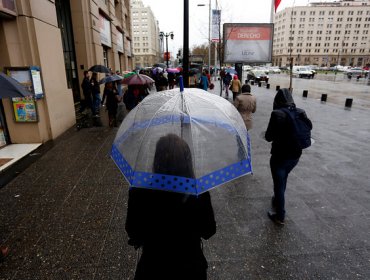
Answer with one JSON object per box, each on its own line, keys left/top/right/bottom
{"left": 270, "top": 0, "right": 275, "bottom": 23}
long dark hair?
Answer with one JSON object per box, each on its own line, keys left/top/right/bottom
{"left": 153, "top": 134, "right": 195, "bottom": 178}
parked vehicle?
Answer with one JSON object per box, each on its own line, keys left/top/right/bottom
{"left": 246, "top": 70, "right": 269, "bottom": 83}
{"left": 269, "top": 67, "right": 281, "bottom": 74}
{"left": 242, "top": 65, "right": 252, "bottom": 71}
{"left": 292, "top": 66, "right": 314, "bottom": 78}
{"left": 345, "top": 68, "right": 366, "bottom": 78}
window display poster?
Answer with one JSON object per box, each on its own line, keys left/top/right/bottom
{"left": 12, "top": 97, "right": 38, "bottom": 122}
{"left": 7, "top": 69, "right": 33, "bottom": 94}
{"left": 30, "top": 68, "right": 44, "bottom": 98}
{"left": 6, "top": 66, "right": 44, "bottom": 99}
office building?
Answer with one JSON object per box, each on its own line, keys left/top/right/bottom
{"left": 273, "top": 0, "right": 370, "bottom": 67}
{"left": 131, "top": 0, "right": 160, "bottom": 68}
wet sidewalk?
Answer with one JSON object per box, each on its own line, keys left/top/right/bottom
{"left": 0, "top": 83, "right": 369, "bottom": 279}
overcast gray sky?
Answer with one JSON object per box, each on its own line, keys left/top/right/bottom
{"left": 140, "top": 0, "right": 312, "bottom": 54}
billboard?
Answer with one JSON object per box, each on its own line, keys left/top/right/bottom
{"left": 223, "top": 23, "right": 273, "bottom": 64}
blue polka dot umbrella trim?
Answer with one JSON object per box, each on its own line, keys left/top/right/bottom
{"left": 111, "top": 142, "right": 252, "bottom": 195}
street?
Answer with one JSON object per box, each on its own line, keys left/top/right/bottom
{"left": 0, "top": 77, "right": 370, "bottom": 279}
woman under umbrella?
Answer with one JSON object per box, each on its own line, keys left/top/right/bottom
{"left": 126, "top": 134, "right": 216, "bottom": 280}
{"left": 102, "top": 80, "right": 121, "bottom": 127}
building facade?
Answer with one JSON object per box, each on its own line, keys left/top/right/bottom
{"left": 131, "top": 0, "right": 160, "bottom": 68}
{"left": 0, "top": 0, "right": 133, "bottom": 148}
{"left": 273, "top": 0, "right": 370, "bottom": 67}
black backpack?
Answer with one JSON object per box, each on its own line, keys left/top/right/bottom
{"left": 281, "top": 107, "right": 313, "bottom": 149}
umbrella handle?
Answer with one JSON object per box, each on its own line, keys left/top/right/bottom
{"left": 179, "top": 76, "right": 184, "bottom": 92}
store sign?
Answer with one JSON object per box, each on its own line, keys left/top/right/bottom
{"left": 99, "top": 14, "right": 112, "bottom": 47}
{"left": 116, "top": 30, "right": 124, "bottom": 53}
{"left": 0, "top": 0, "right": 17, "bottom": 16}
{"left": 211, "top": 10, "right": 221, "bottom": 42}
{"left": 223, "top": 23, "right": 273, "bottom": 63}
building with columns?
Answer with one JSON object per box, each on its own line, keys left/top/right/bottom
{"left": 273, "top": 0, "right": 370, "bottom": 67}
{"left": 131, "top": 0, "right": 161, "bottom": 68}
{"left": 0, "top": 0, "right": 133, "bottom": 148}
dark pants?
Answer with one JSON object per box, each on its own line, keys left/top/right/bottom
{"left": 232, "top": 91, "right": 239, "bottom": 101}
{"left": 79, "top": 96, "right": 93, "bottom": 114}
{"left": 270, "top": 156, "right": 299, "bottom": 221}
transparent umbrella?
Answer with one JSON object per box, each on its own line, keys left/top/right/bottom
{"left": 111, "top": 86, "right": 252, "bottom": 195}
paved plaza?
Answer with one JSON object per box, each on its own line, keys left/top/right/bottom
{"left": 0, "top": 76, "right": 369, "bottom": 279}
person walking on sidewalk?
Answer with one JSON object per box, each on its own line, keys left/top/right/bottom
{"left": 234, "top": 84, "right": 256, "bottom": 130}
{"left": 223, "top": 72, "right": 232, "bottom": 98}
{"left": 199, "top": 70, "right": 209, "bottom": 91}
{"left": 79, "top": 71, "right": 94, "bottom": 115}
{"left": 101, "top": 81, "right": 121, "bottom": 127}
{"left": 125, "top": 134, "right": 216, "bottom": 280}
{"left": 265, "top": 88, "right": 312, "bottom": 225}
{"left": 90, "top": 72, "right": 101, "bottom": 116}
{"left": 230, "top": 74, "right": 242, "bottom": 101}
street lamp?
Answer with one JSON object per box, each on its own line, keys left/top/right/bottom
{"left": 159, "top": 31, "right": 174, "bottom": 68}
{"left": 197, "top": 0, "right": 211, "bottom": 74}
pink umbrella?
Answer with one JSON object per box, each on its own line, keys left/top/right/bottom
{"left": 167, "top": 68, "right": 180, "bottom": 74}
{"left": 122, "top": 74, "right": 154, "bottom": 86}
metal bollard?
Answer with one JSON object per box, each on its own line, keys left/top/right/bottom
{"left": 276, "top": 85, "right": 280, "bottom": 91}
{"left": 321, "top": 94, "right": 327, "bottom": 103}
{"left": 345, "top": 98, "right": 353, "bottom": 110}
{"left": 303, "top": 90, "right": 308, "bottom": 98}
{"left": 258, "top": 82, "right": 262, "bottom": 87}
{"left": 266, "top": 83, "right": 270, "bottom": 89}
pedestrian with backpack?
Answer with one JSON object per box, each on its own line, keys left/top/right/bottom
{"left": 265, "top": 88, "right": 312, "bottom": 225}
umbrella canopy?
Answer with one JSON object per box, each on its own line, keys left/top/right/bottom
{"left": 100, "top": 74, "right": 123, "bottom": 84}
{"left": 0, "top": 73, "right": 31, "bottom": 99}
{"left": 167, "top": 68, "right": 180, "bottom": 74}
{"left": 122, "top": 74, "right": 154, "bottom": 86}
{"left": 88, "top": 65, "right": 110, "bottom": 73}
{"left": 111, "top": 88, "right": 252, "bottom": 195}
{"left": 152, "top": 67, "right": 164, "bottom": 75}
{"left": 123, "top": 71, "right": 136, "bottom": 78}
{"left": 153, "top": 63, "right": 167, "bottom": 69}
{"left": 226, "top": 68, "right": 237, "bottom": 75}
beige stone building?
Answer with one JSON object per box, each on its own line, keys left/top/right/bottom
{"left": 131, "top": 0, "right": 160, "bottom": 68}
{"left": 0, "top": 0, "right": 133, "bottom": 148}
{"left": 273, "top": 0, "right": 370, "bottom": 67}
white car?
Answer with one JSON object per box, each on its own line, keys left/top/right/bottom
{"left": 269, "top": 67, "right": 281, "bottom": 74}
{"left": 292, "top": 66, "right": 314, "bottom": 78}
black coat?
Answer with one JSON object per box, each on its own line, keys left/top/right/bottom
{"left": 265, "top": 109, "right": 303, "bottom": 159}
{"left": 125, "top": 188, "right": 216, "bottom": 280}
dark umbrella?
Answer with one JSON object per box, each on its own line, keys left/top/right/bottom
{"left": 99, "top": 74, "right": 124, "bottom": 84}
{"left": 0, "top": 73, "right": 31, "bottom": 99}
{"left": 88, "top": 65, "right": 111, "bottom": 73}
{"left": 122, "top": 74, "right": 154, "bottom": 86}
